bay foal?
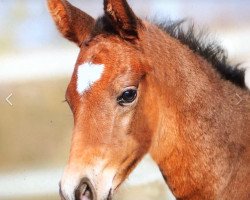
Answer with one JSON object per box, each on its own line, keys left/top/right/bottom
{"left": 48, "top": 0, "right": 250, "bottom": 199}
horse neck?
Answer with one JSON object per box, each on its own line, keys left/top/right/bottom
{"left": 141, "top": 23, "right": 249, "bottom": 199}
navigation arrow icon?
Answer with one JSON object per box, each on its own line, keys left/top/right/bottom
{"left": 6, "top": 93, "right": 13, "bottom": 106}
{"left": 235, "top": 93, "right": 242, "bottom": 105}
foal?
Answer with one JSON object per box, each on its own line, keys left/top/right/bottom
{"left": 48, "top": 0, "right": 250, "bottom": 199}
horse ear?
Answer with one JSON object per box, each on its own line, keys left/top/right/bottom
{"left": 104, "top": 0, "right": 140, "bottom": 40}
{"left": 47, "top": 0, "right": 95, "bottom": 46}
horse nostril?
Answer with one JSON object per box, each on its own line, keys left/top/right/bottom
{"left": 75, "top": 177, "right": 96, "bottom": 200}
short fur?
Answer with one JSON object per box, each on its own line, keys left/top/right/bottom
{"left": 48, "top": 1, "right": 250, "bottom": 200}
{"left": 92, "top": 16, "right": 246, "bottom": 88}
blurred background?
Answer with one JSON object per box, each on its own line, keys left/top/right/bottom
{"left": 0, "top": 0, "right": 249, "bottom": 200}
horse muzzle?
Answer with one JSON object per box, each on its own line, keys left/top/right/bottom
{"left": 59, "top": 167, "right": 115, "bottom": 200}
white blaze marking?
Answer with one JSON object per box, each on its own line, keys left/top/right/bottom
{"left": 245, "top": 67, "right": 250, "bottom": 90}
{"left": 77, "top": 62, "right": 104, "bottom": 95}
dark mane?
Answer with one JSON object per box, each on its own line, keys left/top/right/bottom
{"left": 91, "top": 15, "right": 117, "bottom": 38}
{"left": 156, "top": 20, "right": 246, "bottom": 88}
{"left": 91, "top": 16, "right": 246, "bottom": 88}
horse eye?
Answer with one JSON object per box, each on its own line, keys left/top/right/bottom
{"left": 117, "top": 89, "right": 137, "bottom": 106}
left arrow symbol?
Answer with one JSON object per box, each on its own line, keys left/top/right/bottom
{"left": 6, "top": 93, "right": 13, "bottom": 106}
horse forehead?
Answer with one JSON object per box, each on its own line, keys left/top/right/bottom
{"left": 76, "top": 62, "right": 105, "bottom": 95}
